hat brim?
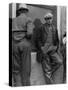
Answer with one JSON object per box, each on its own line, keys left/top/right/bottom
{"left": 17, "top": 8, "right": 29, "bottom": 13}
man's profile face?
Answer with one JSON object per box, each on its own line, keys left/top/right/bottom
{"left": 18, "top": 9, "right": 28, "bottom": 16}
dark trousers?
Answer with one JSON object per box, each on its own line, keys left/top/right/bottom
{"left": 42, "top": 51, "right": 63, "bottom": 84}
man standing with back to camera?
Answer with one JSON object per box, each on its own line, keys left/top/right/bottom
{"left": 33, "top": 12, "right": 63, "bottom": 84}
{"left": 12, "top": 4, "right": 33, "bottom": 86}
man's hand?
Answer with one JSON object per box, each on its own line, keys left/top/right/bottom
{"left": 41, "top": 45, "right": 57, "bottom": 54}
{"left": 41, "top": 46, "right": 48, "bottom": 54}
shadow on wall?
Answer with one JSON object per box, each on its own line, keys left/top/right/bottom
{"left": 33, "top": 18, "right": 42, "bottom": 28}
{"left": 27, "top": 5, "right": 52, "bottom": 24}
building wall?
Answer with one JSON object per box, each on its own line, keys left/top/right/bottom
{"left": 27, "top": 5, "right": 51, "bottom": 24}
{"left": 9, "top": 4, "right": 57, "bottom": 26}
{"left": 9, "top": 3, "right": 12, "bottom": 18}
{"left": 57, "top": 6, "right": 66, "bottom": 41}
{"left": 60, "top": 6, "right": 66, "bottom": 37}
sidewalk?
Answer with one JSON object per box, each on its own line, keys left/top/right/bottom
{"left": 30, "top": 53, "right": 46, "bottom": 85}
{"left": 30, "top": 53, "right": 64, "bottom": 85}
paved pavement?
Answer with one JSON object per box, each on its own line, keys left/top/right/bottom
{"left": 30, "top": 53, "right": 63, "bottom": 85}
{"left": 30, "top": 53, "right": 46, "bottom": 85}
{"left": 52, "top": 64, "right": 63, "bottom": 84}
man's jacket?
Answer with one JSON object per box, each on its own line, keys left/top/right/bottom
{"left": 12, "top": 14, "right": 32, "bottom": 31}
{"left": 34, "top": 24, "right": 59, "bottom": 50}
{"left": 32, "top": 24, "right": 59, "bottom": 62}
